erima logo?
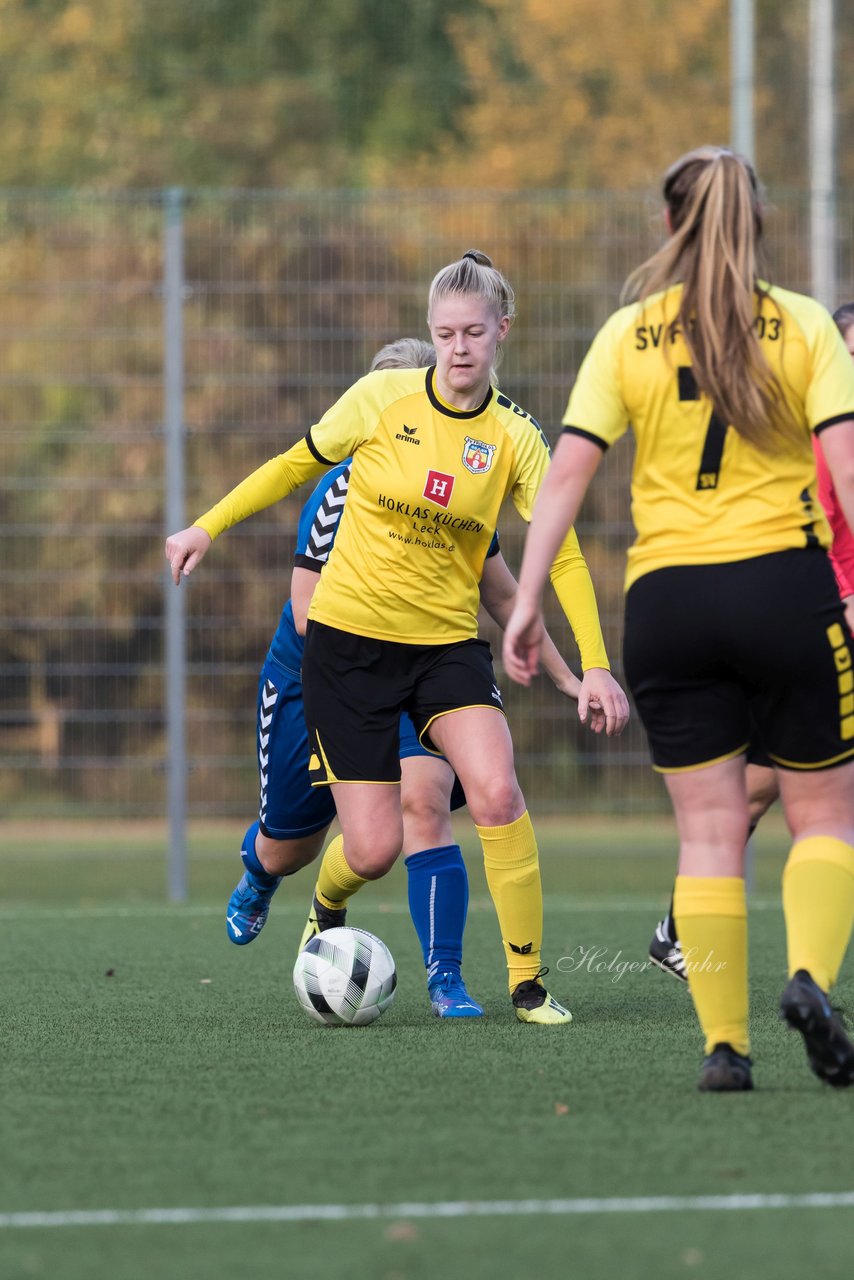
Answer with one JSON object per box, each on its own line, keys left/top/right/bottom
{"left": 395, "top": 424, "right": 420, "bottom": 446}
{"left": 509, "top": 941, "right": 533, "bottom": 955}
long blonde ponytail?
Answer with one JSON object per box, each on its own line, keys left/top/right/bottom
{"left": 624, "top": 147, "right": 793, "bottom": 451}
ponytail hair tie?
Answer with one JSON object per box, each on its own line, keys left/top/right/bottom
{"left": 463, "top": 251, "right": 479, "bottom": 262}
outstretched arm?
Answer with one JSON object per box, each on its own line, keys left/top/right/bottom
{"left": 164, "top": 438, "right": 327, "bottom": 585}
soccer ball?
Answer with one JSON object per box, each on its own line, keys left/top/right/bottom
{"left": 293, "top": 926, "right": 397, "bottom": 1026}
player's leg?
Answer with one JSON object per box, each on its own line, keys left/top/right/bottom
{"left": 427, "top": 694, "right": 570, "bottom": 1026}
{"left": 664, "top": 756, "right": 753, "bottom": 1089}
{"left": 229, "top": 826, "right": 330, "bottom": 946}
{"left": 776, "top": 762, "right": 854, "bottom": 1086}
{"left": 746, "top": 760, "right": 780, "bottom": 825}
{"left": 624, "top": 563, "right": 759, "bottom": 1088}
{"left": 227, "top": 659, "right": 336, "bottom": 945}
{"left": 749, "top": 556, "right": 854, "bottom": 1085}
{"left": 298, "top": 622, "right": 407, "bottom": 947}
{"left": 399, "top": 746, "right": 483, "bottom": 1018}
{"left": 649, "top": 759, "right": 778, "bottom": 982}
{"left": 299, "top": 781, "right": 403, "bottom": 942}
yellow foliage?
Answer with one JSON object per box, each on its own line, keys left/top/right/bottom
{"left": 378, "top": 0, "right": 731, "bottom": 191}
{"left": 54, "top": 4, "right": 94, "bottom": 44}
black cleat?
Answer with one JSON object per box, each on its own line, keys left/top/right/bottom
{"left": 698, "top": 1042, "right": 754, "bottom": 1092}
{"left": 511, "top": 966, "right": 572, "bottom": 1025}
{"left": 648, "top": 919, "right": 688, "bottom": 982}
{"left": 298, "top": 895, "right": 346, "bottom": 954}
{"left": 779, "top": 969, "right": 854, "bottom": 1088}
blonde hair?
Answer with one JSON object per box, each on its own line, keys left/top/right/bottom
{"left": 624, "top": 146, "right": 792, "bottom": 451}
{"left": 369, "top": 337, "right": 436, "bottom": 372}
{"left": 427, "top": 249, "right": 515, "bottom": 375}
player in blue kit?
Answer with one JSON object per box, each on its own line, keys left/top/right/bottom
{"left": 226, "top": 337, "right": 586, "bottom": 1018}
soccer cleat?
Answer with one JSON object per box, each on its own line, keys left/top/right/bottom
{"left": 779, "top": 969, "right": 854, "bottom": 1088}
{"left": 428, "top": 971, "right": 485, "bottom": 1019}
{"left": 298, "top": 894, "right": 346, "bottom": 954}
{"left": 648, "top": 918, "right": 688, "bottom": 982}
{"left": 511, "top": 967, "right": 572, "bottom": 1025}
{"left": 226, "top": 871, "right": 282, "bottom": 946}
{"left": 697, "top": 1042, "right": 754, "bottom": 1092}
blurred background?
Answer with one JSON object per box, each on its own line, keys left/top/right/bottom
{"left": 1, "top": 1, "right": 852, "bottom": 885}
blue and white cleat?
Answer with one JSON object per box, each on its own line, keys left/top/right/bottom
{"left": 226, "top": 872, "right": 282, "bottom": 946}
{"left": 428, "top": 971, "right": 485, "bottom": 1019}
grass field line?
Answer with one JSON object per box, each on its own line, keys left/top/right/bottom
{"left": 0, "top": 897, "right": 784, "bottom": 921}
{"left": 3, "top": 1191, "right": 854, "bottom": 1230}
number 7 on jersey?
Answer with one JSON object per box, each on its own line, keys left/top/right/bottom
{"left": 678, "top": 366, "right": 729, "bottom": 490}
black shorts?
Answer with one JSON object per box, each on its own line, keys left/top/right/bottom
{"left": 301, "top": 621, "right": 505, "bottom": 785}
{"left": 623, "top": 549, "right": 854, "bottom": 773}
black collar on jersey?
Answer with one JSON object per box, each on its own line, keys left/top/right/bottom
{"left": 426, "top": 365, "right": 493, "bottom": 420}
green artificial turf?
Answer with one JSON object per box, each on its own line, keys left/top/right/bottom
{"left": 2, "top": 817, "right": 853, "bottom": 1279}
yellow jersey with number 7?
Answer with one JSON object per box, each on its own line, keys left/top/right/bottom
{"left": 562, "top": 282, "right": 854, "bottom": 590}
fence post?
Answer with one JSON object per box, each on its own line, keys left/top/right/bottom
{"left": 809, "top": 0, "right": 836, "bottom": 309}
{"left": 730, "top": 0, "right": 755, "bottom": 161}
{"left": 163, "top": 187, "right": 188, "bottom": 902}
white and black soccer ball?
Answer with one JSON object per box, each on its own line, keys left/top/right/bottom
{"left": 293, "top": 927, "right": 397, "bottom": 1026}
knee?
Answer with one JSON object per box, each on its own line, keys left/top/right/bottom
{"left": 466, "top": 776, "right": 525, "bottom": 828}
{"left": 346, "top": 848, "right": 399, "bottom": 880}
{"left": 344, "top": 831, "right": 402, "bottom": 880}
{"left": 402, "top": 791, "right": 453, "bottom": 847}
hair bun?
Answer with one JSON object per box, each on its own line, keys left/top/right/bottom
{"left": 462, "top": 249, "right": 493, "bottom": 267}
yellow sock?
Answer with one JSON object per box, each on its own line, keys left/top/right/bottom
{"left": 477, "top": 811, "right": 543, "bottom": 991}
{"left": 782, "top": 835, "right": 854, "bottom": 991}
{"left": 673, "top": 876, "right": 749, "bottom": 1057}
{"left": 315, "top": 834, "right": 367, "bottom": 911}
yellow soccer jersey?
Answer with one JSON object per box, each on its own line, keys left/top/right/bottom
{"left": 307, "top": 366, "right": 602, "bottom": 652}
{"left": 563, "top": 282, "right": 854, "bottom": 589}
{"left": 195, "top": 365, "right": 609, "bottom": 665}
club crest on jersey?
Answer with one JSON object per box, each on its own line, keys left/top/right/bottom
{"left": 462, "top": 436, "right": 496, "bottom": 475}
{"left": 424, "top": 470, "right": 455, "bottom": 508}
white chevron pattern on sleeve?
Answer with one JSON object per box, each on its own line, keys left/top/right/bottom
{"left": 304, "top": 467, "right": 351, "bottom": 564}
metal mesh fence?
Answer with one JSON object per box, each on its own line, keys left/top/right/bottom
{"left": 1, "top": 188, "right": 852, "bottom": 820}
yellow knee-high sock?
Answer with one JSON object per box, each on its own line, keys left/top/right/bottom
{"left": 673, "top": 876, "right": 749, "bottom": 1057}
{"left": 782, "top": 836, "right": 854, "bottom": 992}
{"left": 315, "top": 834, "right": 368, "bottom": 911}
{"left": 477, "top": 811, "right": 543, "bottom": 991}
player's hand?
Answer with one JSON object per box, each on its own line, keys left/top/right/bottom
{"left": 577, "top": 668, "right": 630, "bottom": 737}
{"left": 502, "top": 599, "right": 545, "bottom": 686}
{"left": 165, "top": 525, "right": 211, "bottom": 585}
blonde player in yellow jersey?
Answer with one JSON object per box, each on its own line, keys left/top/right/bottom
{"left": 504, "top": 147, "right": 854, "bottom": 1086}
{"left": 167, "top": 249, "right": 630, "bottom": 1024}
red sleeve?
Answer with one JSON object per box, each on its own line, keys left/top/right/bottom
{"left": 813, "top": 436, "right": 854, "bottom": 598}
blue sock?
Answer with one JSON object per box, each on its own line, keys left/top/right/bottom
{"left": 240, "top": 821, "right": 281, "bottom": 887}
{"left": 405, "top": 844, "right": 468, "bottom": 984}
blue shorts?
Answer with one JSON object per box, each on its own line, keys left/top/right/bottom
{"left": 256, "top": 655, "right": 465, "bottom": 840}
